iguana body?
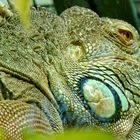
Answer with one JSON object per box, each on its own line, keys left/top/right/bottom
{"left": 0, "top": 4, "right": 140, "bottom": 140}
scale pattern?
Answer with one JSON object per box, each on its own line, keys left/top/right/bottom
{"left": 0, "top": 3, "right": 140, "bottom": 140}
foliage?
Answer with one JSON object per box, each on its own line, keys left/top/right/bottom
{"left": 11, "top": 0, "right": 31, "bottom": 28}
{"left": 23, "top": 129, "right": 118, "bottom": 140}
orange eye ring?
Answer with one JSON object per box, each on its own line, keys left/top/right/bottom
{"left": 117, "top": 29, "right": 134, "bottom": 45}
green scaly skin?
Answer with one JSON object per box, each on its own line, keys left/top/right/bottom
{"left": 0, "top": 3, "right": 140, "bottom": 140}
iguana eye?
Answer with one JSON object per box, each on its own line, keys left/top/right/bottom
{"left": 79, "top": 77, "right": 129, "bottom": 123}
{"left": 118, "top": 29, "right": 134, "bottom": 45}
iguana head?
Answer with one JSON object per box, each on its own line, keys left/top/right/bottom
{"left": 48, "top": 6, "right": 140, "bottom": 139}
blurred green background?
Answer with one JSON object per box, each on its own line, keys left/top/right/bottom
{"left": 23, "top": 129, "right": 118, "bottom": 140}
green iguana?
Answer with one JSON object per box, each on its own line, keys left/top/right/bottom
{"left": 0, "top": 3, "right": 140, "bottom": 140}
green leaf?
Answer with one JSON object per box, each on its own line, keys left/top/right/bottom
{"left": 23, "top": 129, "right": 118, "bottom": 140}
{"left": 11, "top": 0, "right": 31, "bottom": 28}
